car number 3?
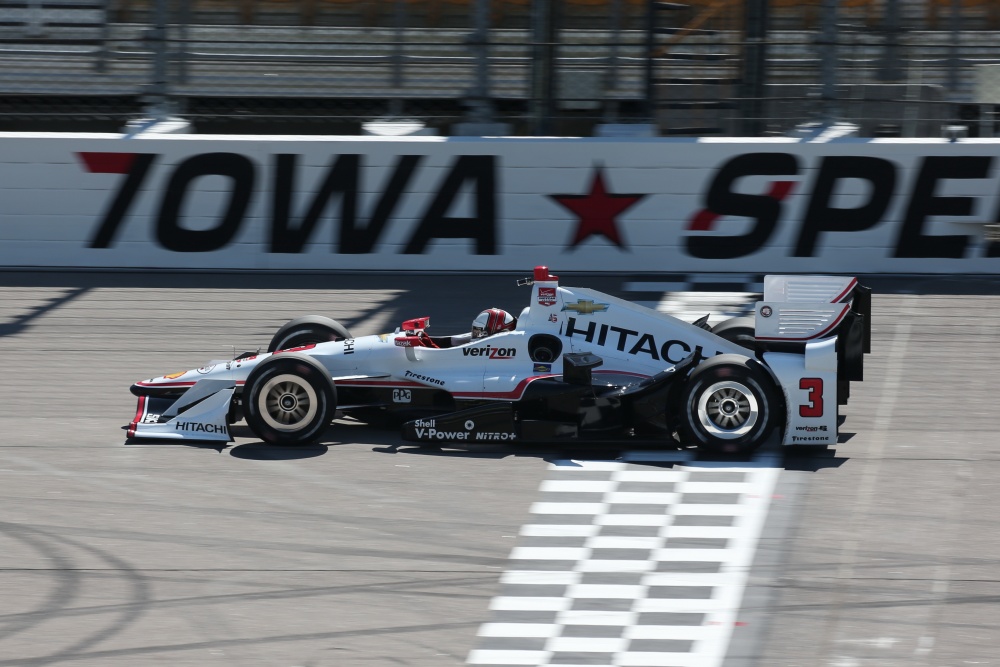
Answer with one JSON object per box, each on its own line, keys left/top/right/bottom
{"left": 799, "top": 378, "right": 824, "bottom": 418}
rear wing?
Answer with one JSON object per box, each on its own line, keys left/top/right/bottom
{"left": 755, "top": 275, "right": 871, "bottom": 402}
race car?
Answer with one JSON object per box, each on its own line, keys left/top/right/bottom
{"left": 127, "top": 266, "right": 870, "bottom": 454}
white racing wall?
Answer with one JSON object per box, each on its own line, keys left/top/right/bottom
{"left": 2, "top": 132, "right": 1000, "bottom": 273}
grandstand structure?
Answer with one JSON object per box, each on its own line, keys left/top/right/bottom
{"left": 1, "top": 0, "right": 999, "bottom": 136}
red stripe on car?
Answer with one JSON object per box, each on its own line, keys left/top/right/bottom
{"left": 127, "top": 395, "right": 146, "bottom": 438}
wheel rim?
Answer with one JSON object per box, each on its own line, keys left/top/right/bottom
{"left": 257, "top": 374, "right": 319, "bottom": 432}
{"left": 696, "top": 380, "right": 759, "bottom": 439}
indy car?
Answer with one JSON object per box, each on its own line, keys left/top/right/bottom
{"left": 127, "top": 266, "right": 870, "bottom": 454}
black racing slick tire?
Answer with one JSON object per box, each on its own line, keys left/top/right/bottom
{"left": 678, "top": 354, "right": 779, "bottom": 455}
{"left": 267, "top": 316, "right": 352, "bottom": 353}
{"left": 710, "top": 316, "right": 756, "bottom": 350}
{"left": 243, "top": 354, "right": 337, "bottom": 446}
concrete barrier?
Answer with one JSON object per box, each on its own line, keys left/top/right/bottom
{"left": 2, "top": 132, "right": 999, "bottom": 273}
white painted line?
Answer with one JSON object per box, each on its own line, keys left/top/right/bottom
{"left": 662, "top": 292, "right": 755, "bottom": 302}
{"left": 671, "top": 504, "right": 750, "bottom": 516}
{"left": 586, "top": 535, "right": 663, "bottom": 549}
{"left": 606, "top": 491, "right": 679, "bottom": 504}
{"left": 467, "top": 650, "right": 547, "bottom": 665}
{"left": 500, "top": 571, "right": 580, "bottom": 585}
{"left": 519, "top": 524, "right": 598, "bottom": 537}
{"left": 623, "top": 281, "right": 690, "bottom": 292}
{"left": 488, "top": 597, "right": 571, "bottom": 611}
{"left": 540, "top": 479, "right": 617, "bottom": 492}
{"left": 556, "top": 609, "right": 636, "bottom": 625}
{"left": 509, "top": 546, "right": 589, "bottom": 561}
{"left": 680, "top": 481, "right": 752, "bottom": 494}
{"left": 566, "top": 584, "right": 645, "bottom": 598}
{"left": 650, "top": 548, "right": 735, "bottom": 562}
{"left": 624, "top": 625, "right": 717, "bottom": 640}
{"left": 529, "top": 502, "right": 608, "bottom": 514}
{"left": 667, "top": 526, "right": 741, "bottom": 539}
{"left": 478, "top": 623, "right": 557, "bottom": 637}
{"left": 641, "top": 572, "right": 742, "bottom": 587}
{"left": 548, "top": 460, "right": 627, "bottom": 471}
{"left": 632, "top": 598, "right": 724, "bottom": 613}
{"left": 546, "top": 636, "right": 627, "bottom": 652}
{"left": 615, "top": 651, "right": 700, "bottom": 667}
{"left": 574, "top": 559, "right": 655, "bottom": 572}
{"left": 596, "top": 514, "right": 672, "bottom": 526}
{"left": 612, "top": 469, "right": 688, "bottom": 482}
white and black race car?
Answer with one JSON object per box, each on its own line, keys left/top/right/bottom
{"left": 127, "top": 266, "right": 870, "bottom": 454}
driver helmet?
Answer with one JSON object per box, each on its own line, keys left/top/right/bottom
{"left": 472, "top": 308, "right": 516, "bottom": 339}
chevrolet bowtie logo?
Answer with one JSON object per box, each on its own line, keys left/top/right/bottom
{"left": 562, "top": 299, "right": 609, "bottom": 315}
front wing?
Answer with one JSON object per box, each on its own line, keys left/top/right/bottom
{"left": 127, "top": 380, "right": 234, "bottom": 442}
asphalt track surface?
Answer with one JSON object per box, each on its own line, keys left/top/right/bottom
{"left": 0, "top": 270, "right": 998, "bottom": 667}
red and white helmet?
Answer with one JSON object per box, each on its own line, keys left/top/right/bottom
{"left": 472, "top": 308, "right": 516, "bottom": 339}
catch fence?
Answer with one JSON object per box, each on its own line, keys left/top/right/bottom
{"left": 2, "top": 0, "right": 999, "bottom": 136}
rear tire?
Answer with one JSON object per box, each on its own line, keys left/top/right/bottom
{"left": 710, "top": 316, "right": 756, "bottom": 350}
{"left": 267, "top": 316, "right": 352, "bottom": 353}
{"left": 678, "top": 354, "right": 779, "bottom": 455}
{"left": 243, "top": 354, "right": 337, "bottom": 445}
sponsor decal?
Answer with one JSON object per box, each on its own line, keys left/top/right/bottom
{"left": 411, "top": 418, "right": 515, "bottom": 441}
{"left": 343, "top": 338, "right": 355, "bottom": 354}
{"left": 462, "top": 345, "right": 517, "bottom": 359}
{"left": 377, "top": 334, "right": 391, "bottom": 343}
{"left": 795, "top": 425, "right": 828, "bottom": 432}
{"left": 80, "top": 152, "right": 497, "bottom": 255}
{"left": 686, "top": 152, "right": 1000, "bottom": 259}
{"left": 549, "top": 166, "right": 646, "bottom": 249}
{"left": 538, "top": 287, "right": 557, "bottom": 306}
{"left": 548, "top": 314, "right": 559, "bottom": 323}
{"left": 404, "top": 370, "right": 445, "bottom": 386}
{"left": 791, "top": 435, "right": 831, "bottom": 443}
{"left": 760, "top": 305, "right": 773, "bottom": 318}
{"left": 475, "top": 432, "right": 517, "bottom": 441}
{"left": 79, "top": 150, "right": 1000, "bottom": 262}
{"left": 174, "top": 422, "right": 228, "bottom": 434}
{"left": 392, "top": 388, "right": 412, "bottom": 403}
{"left": 414, "top": 428, "right": 469, "bottom": 441}
{"left": 533, "top": 362, "right": 552, "bottom": 373}
{"left": 142, "top": 413, "right": 161, "bottom": 424}
{"left": 162, "top": 371, "right": 187, "bottom": 380}
{"left": 562, "top": 299, "right": 609, "bottom": 315}
{"left": 564, "top": 316, "right": 725, "bottom": 364}
{"left": 197, "top": 365, "right": 215, "bottom": 374}
{"left": 274, "top": 344, "right": 316, "bottom": 354}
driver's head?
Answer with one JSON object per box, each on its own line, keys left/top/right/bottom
{"left": 472, "top": 308, "right": 516, "bottom": 339}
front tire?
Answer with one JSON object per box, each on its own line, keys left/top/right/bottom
{"left": 267, "top": 316, "right": 352, "bottom": 353}
{"left": 678, "top": 354, "right": 779, "bottom": 455}
{"left": 243, "top": 354, "right": 337, "bottom": 445}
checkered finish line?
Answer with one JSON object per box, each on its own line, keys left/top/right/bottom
{"left": 467, "top": 453, "right": 780, "bottom": 667}
{"left": 623, "top": 276, "right": 764, "bottom": 328}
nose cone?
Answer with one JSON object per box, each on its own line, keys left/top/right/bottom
{"left": 131, "top": 368, "right": 199, "bottom": 396}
